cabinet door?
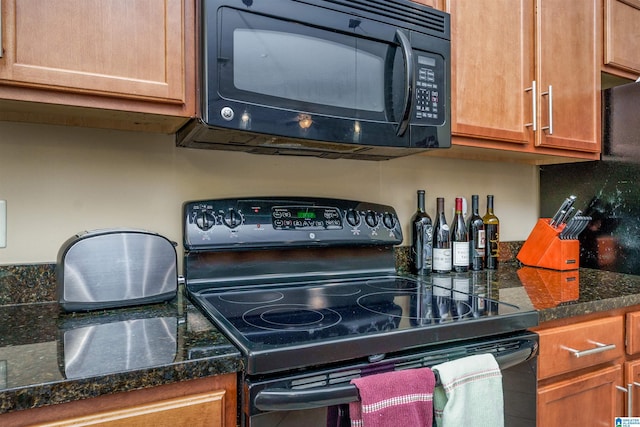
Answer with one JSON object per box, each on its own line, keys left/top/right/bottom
{"left": 33, "top": 391, "right": 227, "bottom": 427}
{"left": 604, "top": 0, "right": 640, "bottom": 76}
{"left": 537, "top": 316, "right": 624, "bottom": 380}
{"left": 535, "top": 0, "right": 601, "bottom": 153}
{"left": 411, "top": 0, "right": 442, "bottom": 8}
{"left": 538, "top": 365, "right": 624, "bottom": 426}
{"left": 0, "top": 0, "right": 185, "bottom": 104}
{"left": 626, "top": 360, "right": 640, "bottom": 417}
{"left": 447, "top": 0, "right": 534, "bottom": 145}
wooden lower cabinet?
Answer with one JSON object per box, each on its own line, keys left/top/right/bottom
{"left": 625, "top": 360, "right": 640, "bottom": 417}
{"left": 535, "top": 315, "right": 627, "bottom": 425}
{"left": 538, "top": 364, "right": 624, "bottom": 426}
{"left": 0, "top": 374, "right": 237, "bottom": 427}
{"left": 35, "top": 391, "right": 226, "bottom": 427}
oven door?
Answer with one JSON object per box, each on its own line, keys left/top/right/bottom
{"left": 244, "top": 333, "right": 538, "bottom": 427}
{"left": 203, "top": 0, "right": 450, "bottom": 149}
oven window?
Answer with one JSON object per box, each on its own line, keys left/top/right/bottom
{"left": 233, "top": 29, "right": 385, "bottom": 112}
{"left": 251, "top": 407, "right": 331, "bottom": 427}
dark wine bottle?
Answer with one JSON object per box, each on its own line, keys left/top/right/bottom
{"left": 410, "top": 190, "right": 433, "bottom": 275}
{"left": 450, "top": 197, "right": 469, "bottom": 272}
{"left": 432, "top": 197, "right": 451, "bottom": 273}
{"left": 467, "top": 195, "right": 485, "bottom": 270}
{"left": 483, "top": 195, "right": 500, "bottom": 269}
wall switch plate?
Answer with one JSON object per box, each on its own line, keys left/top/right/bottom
{"left": 0, "top": 200, "right": 6, "bottom": 248}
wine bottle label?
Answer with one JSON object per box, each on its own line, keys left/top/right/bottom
{"left": 452, "top": 242, "right": 470, "bottom": 266}
{"left": 432, "top": 248, "right": 451, "bottom": 271}
{"left": 453, "top": 275, "right": 470, "bottom": 300}
{"left": 485, "top": 225, "right": 499, "bottom": 269}
{"left": 422, "top": 225, "right": 433, "bottom": 270}
{"left": 433, "top": 274, "right": 451, "bottom": 294}
{"left": 477, "top": 229, "right": 486, "bottom": 249}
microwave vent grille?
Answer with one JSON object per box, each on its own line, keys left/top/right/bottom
{"left": 322, "top": 0, "right": 448, "bottom": 36}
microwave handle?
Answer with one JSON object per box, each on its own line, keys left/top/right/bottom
{"left": 254, "top": 338, "right": 538, "bottom": 411}
{"left": 394, "top": 29, "right": 414, "bottom": 137}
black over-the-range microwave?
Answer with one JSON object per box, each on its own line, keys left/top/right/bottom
{"left": 177, "top": 0, "right": 451, "bottom": 160}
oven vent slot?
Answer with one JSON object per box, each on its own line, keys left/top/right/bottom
{"left": 285, "top": 342, "right": 526, "bottom": 391}
{"left": 290, "top": 369, "right": 361, "bottom": 390}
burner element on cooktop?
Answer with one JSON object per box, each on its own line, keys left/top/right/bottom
{"left": 242, "top": 304, "right": 343, "bottom": 332}
{"left": 218, "top": 291, "right": 285, "bottom": 305}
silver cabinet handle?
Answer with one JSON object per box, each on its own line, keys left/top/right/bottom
{"left": 631, "top": 382, "right": 640, "bottom": 417}
{"left": 617, "top": 385, "right": 631, "bottom": 417}
{"left": 541, "top": 85, "right": 553, "bottom": 134}
{"left": 0, "top": 0, "right": 3, "bottom": 58}
{"left": 562, "top": 341, "right": 616, "bottom": 358}
{"left": 524, "top": 81, "right": 537, "bottom": 131}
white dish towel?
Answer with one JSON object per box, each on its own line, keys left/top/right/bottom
{"left": 433, "top": 353, "right": 504, "bottom": 427}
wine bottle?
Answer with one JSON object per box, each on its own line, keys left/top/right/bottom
{"left": 432, "top": 197, "right": 451, "bottom": 273}
{"left": 450, "top": 197, "right": 469, "bottom": 272}
{"left": 483, "top": 195, "right": 500, "bottom": 269}
{"left": 467, "top": 195, "right": 485, "bottom": 270}
{"left": 410, "top": 190, "right": 433, "bottom": 275}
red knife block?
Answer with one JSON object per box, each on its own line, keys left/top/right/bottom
{"left": 517, "top": 218, "right": 580, "bottom": 271}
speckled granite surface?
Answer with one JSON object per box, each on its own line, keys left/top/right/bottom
{"left": 4, "top": 246, "right": 640, "bottom": 415}
{"left": 0, "top": 285, "right": 241, "bottom": 415}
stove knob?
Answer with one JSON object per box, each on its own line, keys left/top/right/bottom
{"left": 365, "top": 211, "right": 379, "bottom": 228}
{"left": 382, "top": 212, "right": 397, "bottom": 230}
{"left": 223, "top": 209, "right": 243, "bottom": 229}
{"left": 345, "top": 209, "right": 361, "bottom": 227}
{"left": 195, "top": 212, "right": 216, "bottom": 231}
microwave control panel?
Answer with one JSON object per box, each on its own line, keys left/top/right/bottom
{"left": 414, "top": 54, "right": 445, "bottom": 124}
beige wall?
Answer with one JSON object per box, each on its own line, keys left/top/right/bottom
{"left": 0, "top": 121, "right": 539, "bottom": 265}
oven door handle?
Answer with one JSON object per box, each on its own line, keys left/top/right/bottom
{"left": 254, "top": 338, "right": 538, "bottom": 411}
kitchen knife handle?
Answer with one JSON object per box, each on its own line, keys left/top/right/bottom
{"left": 541, "top": 85, "right": 553, "bottom": 134}
{"left": 525, "top": 81, "right": 537, "bottom": 131}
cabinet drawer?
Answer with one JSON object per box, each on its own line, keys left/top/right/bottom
{"left": 538, "top": 316, "right": 624, "bottom": 380}
{"left": 626, "top": 312, "right": 640, "bottom": 355}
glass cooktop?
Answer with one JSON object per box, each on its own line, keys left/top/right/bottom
{"left": 187, "top": 273, "right": 538, "bottom": 375}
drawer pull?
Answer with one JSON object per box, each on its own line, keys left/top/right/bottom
{"left": 562, "top": 341, "right": 616, "bottom": 358}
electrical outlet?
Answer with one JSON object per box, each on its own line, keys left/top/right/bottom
{"left": 0, "top": 200, "right": 6, "bottom": 248}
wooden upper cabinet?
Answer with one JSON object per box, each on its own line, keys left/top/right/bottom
{"left": 411, "top": 0, "right": 442, "bottom": 9}
{"left": 0, "top": 0, "right": 184, "bottom": 103}
{"left": 603, "top": 0, "right": 640, "bottom": 78}
{"left": 0, "top": 0, "right": 195, "bottom": 133}
{"left": 535, "top": 0, "right": 601, "bottom": 154}
{"left": 448, "top": 0, "right": 534, "bottom": 145}
{"left": 444, "top": 0, "right": 601, "bottom": 162}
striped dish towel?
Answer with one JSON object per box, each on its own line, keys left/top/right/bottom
{"left": 349, "top": 368, "right": 436, "bottom": 427}
{"left": 433, "top": 353, "right": 504, "bottom": 427}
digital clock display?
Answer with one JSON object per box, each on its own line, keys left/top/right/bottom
{"left": 297, "top": 212, "right": 316, "bottom": 219}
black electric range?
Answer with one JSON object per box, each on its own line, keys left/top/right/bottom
{"left": 182, "top": 197, "right": 538, "bottom": 375}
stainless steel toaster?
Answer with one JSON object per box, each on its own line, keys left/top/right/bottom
{"left": 57, "top": 229, "right": 178, "bottom": 312}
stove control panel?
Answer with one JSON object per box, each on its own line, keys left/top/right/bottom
{"left": 183, "top": 197, "right": 403, "bottom": 250}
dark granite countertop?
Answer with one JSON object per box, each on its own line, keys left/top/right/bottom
{"left": 0, "top": 290, "right": 242, "bottom": 415}
{"left": 3, "top": 259, "right": 640, "bottom": 416}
